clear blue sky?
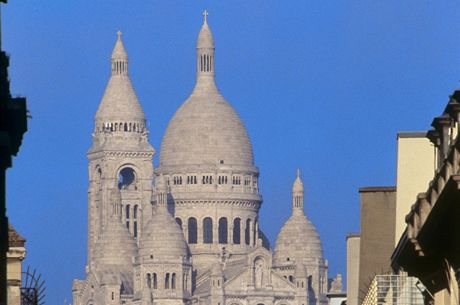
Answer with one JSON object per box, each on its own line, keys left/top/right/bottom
{"left": 4, "top": 1, "right": 460, "bottom": 304}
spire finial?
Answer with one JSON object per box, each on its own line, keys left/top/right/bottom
{"left": 202, "top": 10, "right": 209, "bottom": 23}
{"left": 111, "top": 31, "right": 128, "bottom": 76}
{"left": 296, "top": 168, "right": 301, "bottom": 178}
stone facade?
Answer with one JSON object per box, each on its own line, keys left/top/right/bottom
{"left": 7, "top": 224, "right": 26, "bottom": 305}
{"left": 72, "top": 13, "right": 328, "bottom": 305}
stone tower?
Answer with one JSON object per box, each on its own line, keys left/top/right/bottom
{"left": 158, "top": 11, "right": 264, "bottom": 274}
{"left": 135, "top": 175, "right": 192, "bottom": 305}
{"left": 87, "top": 32, "right": 155, "bottom": 266}
{"left": 274, "top": 170, "right": 328, "bottom": 305}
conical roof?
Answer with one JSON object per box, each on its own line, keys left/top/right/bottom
{"left": 95, "top": 31, "right": 145, "bottom": 122}
{"left": 159, "top": 12, "right": 254, "bottom": 169}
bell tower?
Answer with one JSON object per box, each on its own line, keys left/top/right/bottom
{"left": 86, "top": 31, "right": 154, "bottom": 266}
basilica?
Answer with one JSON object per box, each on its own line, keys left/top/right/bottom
{"left": 72, "top": 13, "right": 328, "bottom": 305}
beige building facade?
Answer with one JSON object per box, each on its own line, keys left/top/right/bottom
{"left": 7, "top": 224, "right": 26, "bottom": 305}
{"left": 394, "top": 133, "right": 435, "bottom": 245}
{"left": 72, "top": 14, "right": 329, "bottom": 305}
{"left": 392, "top": 91, "right": 460, "bottom": 305}
{"left": 345, "top": 235, "right": 359, "bottom": 305}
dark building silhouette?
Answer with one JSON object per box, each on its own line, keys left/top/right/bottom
{"left": 0, "top": 1, "right": 28, "bottom": 304}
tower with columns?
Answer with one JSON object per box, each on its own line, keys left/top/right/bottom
{"left": 86, "top": 32, "right": 155, "bottom": 265}
{"left": 73, "top": 12, "right": 329, "bottom": 305}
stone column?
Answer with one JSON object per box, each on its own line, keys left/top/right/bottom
{"left": 197, "top": 219, "right": 203, "bottom": 244}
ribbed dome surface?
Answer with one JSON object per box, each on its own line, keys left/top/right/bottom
{"left": 139, "top": 207, "right": 189, "bottom": 259}
{"left": 274, "top": 214, "right": 323, "bottom": 266}
{"left": 93, "top": 219, "right": 138, "bottom": 267}
{"left": 95, "top": 75, "right": 145, "bottom": 121}
{"left": 160, "top": 91, "right": 253, "bottom": 168}
{"left": 95, "top": 32, "right": 145, "bottom": 122}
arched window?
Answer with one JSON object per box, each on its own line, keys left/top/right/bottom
{"left": 153, "top": 273, "right": 157, "bottom": 289}
{"left": 218, "top": 217, "right": 228, "bottom": 244}
{"left": 133, "top": 205, "right": 138, "bottom": 239}
{"left": 289, "top": 275, "right": 294, "bottom": 283}
{"left": 175, "top": 217, "right": 182, "bottom": 230}
{"left": 233, "top": 218, "right": 241, "bottom": 244}
{"left": 118, "top": 167, "right": 136, "bottom": 190}
{"left": 171, "top": 273, "right": 176, "bottom": 289}
{"left": 165, "top": 273, "right": 170, "bottom": 289}
{"left": 245, "top": 219, "right": 251, "bottom": 245}
{"left": 188, "top": 218, "right": 197, "bottom": 244}
{"left": 146, "top": 273, "right": 151, "bottom": 288}
{"left": 125, "top": 205, "right": 130, "bottom": 230}
{"left": 203, "top": 217, "right": 213, "bottom": 244}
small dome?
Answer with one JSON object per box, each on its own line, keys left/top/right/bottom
{"left": 93, "top": 187, "right": 138, "bottom": 267}
{"left": 274, "top": 214, "right": 323, "bottom": 266}
{"left": 93, "top": 219, "right": 138, "bottom": 267}
{"left": 139, "top": 207, "right": 189, "bottom": 260}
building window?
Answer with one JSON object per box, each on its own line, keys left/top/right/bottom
{"left": 244, "top": 177, "right": 251, "bottom": 186}
{"left": 218, "top": 217, "right": 228, "bottom": 244}
{"left": 153, "top": 273, "right": 157, "bottom": 289}
{"left": 202, "top": 175, "right": 213, "bottom": 184}
{"left": 147, "top": 273, "right": 151, "bottom": 288}
{"left": 188, "top": 217, "right": 197, "bottom": 244}
{"left": 218, "top": 176, "right": 228, "bottom": 184}
{"left": 175, "top": 217, "right": 182, "bottom": 230}
{"left": 133, "top": 205, "right": 138, "bottom": 239}
{"left": 173, "top": 176, "right": 183, "bottom": 185}
{"left": 232, "top": 176, "right": 241, "bottom": 185}
{"left": 187, "top": 176, "right": 197, "bottom": 184}
{"left": 203, "top": 217, "right": 213, "bottom": 244}
{"left": 245, "top": 219, "right": 251, "bottom": 245}
{"left": 165, "top": 273, "right": 170, "bottom": 289}
{"left": 171, "top": 273, "right": 176, "bottom": 289}
{"left": 125, "top": 204, "right": 130, "bottom": 230}
{"left": 118, "top": 167, "right": 136, "bottom": 190}
{"left": 233, "top": 218, "right": 241, "bottom": 244}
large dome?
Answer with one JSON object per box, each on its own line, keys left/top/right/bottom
{"left": 159, "top": 90, "right": 253, "bottom": 169}
{"left": 159, "top": 16, "right": 253, "bottom": 170}
{"left": 274, "top": 213, "right": 323, "bottom": 266}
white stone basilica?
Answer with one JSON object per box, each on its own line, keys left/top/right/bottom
{"left": 72, "top": 13, "right": 328, "bottom": 305}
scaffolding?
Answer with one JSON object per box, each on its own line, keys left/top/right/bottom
{"left": 362, "top": 274, "right": 424, "bottom": 305}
